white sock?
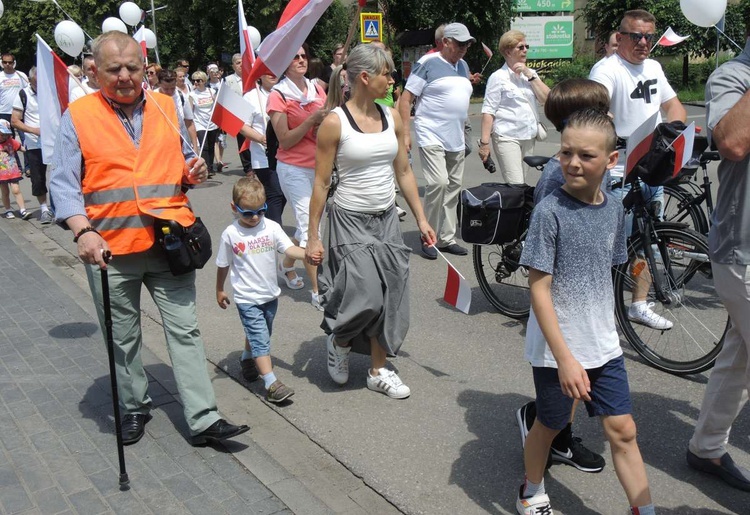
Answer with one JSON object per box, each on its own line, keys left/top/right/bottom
{"left": 40, "top": 203, "right": 49, "bottom": 212}
{"left": 522, "top": 477, "right": 545, "bottom": 498}
{"left": 631, "top": 301, "right": 646, "bottom": 309}
{"left": 262, "top": 371, "right": 277, "bottom": 389}
{"left": 631, "top": 504, "right": 655, "bottom": 515}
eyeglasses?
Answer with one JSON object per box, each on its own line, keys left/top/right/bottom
{"left": 193, "top": 79, "right": 204, "bottom": 83}
{"left": 516, "top": 44, "right": 530, "bottom": 50}
{"left": 1, "top": 61, "right": 14, "bottom": 65}
{"left": 292, "top": 53, "right": 307, "bottom": 61}
{"left": 620, "top": 32, "right": 656, "bottom": 44}
{"left": 235, "top": 203, "right": 267, "bottom": 218}
{"left": 147, "top": 70, "right": 156, "bottom": 75}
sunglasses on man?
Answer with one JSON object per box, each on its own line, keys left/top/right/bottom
{"left": 620, "top": 32, "right": 656, "bottom": 44}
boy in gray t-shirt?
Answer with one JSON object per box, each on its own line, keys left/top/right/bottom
{"left": 515, "top": 109, "right": 655, "bottom": 515}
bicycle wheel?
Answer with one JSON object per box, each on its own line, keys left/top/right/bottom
{"left": 473, "top": 241, "right": 530, "bottom": 319}
{"left": 662, "top": 184, "right": 709, "bottom": 234}
{"left": 613, "top": 226, "right": 727, "bottom": 375}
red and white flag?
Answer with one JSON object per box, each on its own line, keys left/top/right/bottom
{"left": 246, "top": 0, "right": 334, "bottom": 85}
{"left": 36, "top": 35, "right": 70, "bottom": 165}
{"left": 238, "top": 0, "right": 256, "bottom": 94}
{"left": 443, "top": 263, "right": 471, "bottom": 314}
{"left": 670, "top": 121, "right": 696, "bottom": 178}
{"left": 211, "top": 84, "right": 253, "bottom": 137}
{"left": 481, "top": 42, "right": 493, "bottom": 59}
{"left": 133, "top": 26, "right": 149, "bottom": 61}
{"left": 655, "top": 27, "right": 689, "bottom": 47}
{"left": 625, "top": 112, "right": 660, "bottom": 177}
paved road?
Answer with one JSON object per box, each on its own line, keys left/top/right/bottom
{"left": 10, "top": 103, "right": 749, "bottom": 514}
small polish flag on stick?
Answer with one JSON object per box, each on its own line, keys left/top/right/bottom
{"left": 668, "top": 121, "right": 696, "bottom": 179}
{"left": 435, "top": 247, "right": 471, "bottom": 314}
{"left": 651, "top": 27, "right": 689, "bottom": 52}
{"left": 625, "top": 112, "right": 660, "bottom": 178}
{"left": 238, "top": 0, "right": 256, "bottom": 94}
{"left": 133, "top": 26, "right": 149, "bottom": 62}
{"left": 211, "top": 83, "right": 253, "bottom": 137}
{"left": 36, "top": 34, "right": 71, "bottom": 164}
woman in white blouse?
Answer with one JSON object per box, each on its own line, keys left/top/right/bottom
{"left": 478, "top": 30, "right": 550, "bottom": 184}
{"left": 188, "top": 71, "right": 219, "bottom": 177}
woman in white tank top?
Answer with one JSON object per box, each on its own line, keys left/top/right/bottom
{"left": 305, "top": 45, "right": 436, "bottom": 399}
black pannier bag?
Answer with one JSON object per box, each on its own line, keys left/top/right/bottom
{"left": 154, "top": 218, "right": 212, "bottom": 276}
{"left": 458, "top": 183, "right": 533, "bottom": 245}
{"left": 630, "top": 121, "right": 695, "bottom": 187}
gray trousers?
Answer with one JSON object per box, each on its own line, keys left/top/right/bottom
{"left": 418, "top": 145, "right": 465, "bottom": 247}
{"left": 86, "top": 247, "right": 220, "bottom": 435}
{"left": 689, "top": 263, "right": 750, "bottom": 458}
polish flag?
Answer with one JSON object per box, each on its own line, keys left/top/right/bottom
{"left": 246, "top": 0, "right": 334, "bottom": 85}
{"left": 133, "top": 26, "right": 149, "bottom": 61}
{"left": 443, "top": 262, "right": 471, "bottom": 314}
{"left": 36, "top": 35, "right": 70, "bottom": 165}
{"left": 625, "top": 112, "right": 660, "bottom": 177}
{"left": 211, "top": 84, "right": 253, "bottom": 137}
{"left": 670, "top": 122, "right": 696, "bottom": 178}
{"left": 481, "top": 42, "right": 493, "bottom": 59}
{"left": 238, "top": 0, "right": 256, "bottom": 94}
{"left": 656, "top": 27, "right": 689, "bottom": 47}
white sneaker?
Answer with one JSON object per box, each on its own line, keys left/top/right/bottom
{"left": 396, "top": 205, "right": 407, "bottom": 219}
{"left": 628, "top": 302, "right": 673, "bottom": 330}
{"left": 516, "top": 485, "right": 554, "bottom": 515}
{"left": 39, "top": 210, "right": 54, "bottom": 225}
{"left": 311, "top": 291, "right": 324, "bottom": 311}
{"left": 367, "top": 368, "right": 411, "bottom": 399}
{"left": 326, "top": 333, "right": 350, "bottom": 385}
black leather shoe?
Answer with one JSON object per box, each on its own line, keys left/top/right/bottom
{"left": 240, "top": 358, "right": 260, "bottom": 382}
{"left": 191, "top": 419, "right": 250, "bottom": 446}
{"left": 121, "top": 413, "right": 152, "bottom": 446}
{"left": 422, "top": 244, "right": 437, "bottom": 260}
{"left": 687, "top": 450, "right": 750, "bottom": 491}
{"left": 437, "top": 243, "right": 469, "bottom": 256}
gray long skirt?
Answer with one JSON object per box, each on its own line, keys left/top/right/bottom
{"left": 319, "top": 203, "right": 411, "bottom": 356}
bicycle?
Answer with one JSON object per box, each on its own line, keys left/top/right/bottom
{"left": 473, "top": 154, "right": 728, "bottom": 375}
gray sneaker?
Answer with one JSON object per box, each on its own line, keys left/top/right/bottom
{"left": 39, "top": 210, "right": 54, "bottom": 225}
{"left": 266, "top": 380, "right": 294, "bottom": 403}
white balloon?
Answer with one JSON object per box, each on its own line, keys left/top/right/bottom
{"left": 0, "top": 1, "right": 5, "bottom": 20}
{"left": 143, "top": 28, "right": 157, "bottom": 49}
{"left": 102, "top": 17, "right": 128, "bottom": 34}
{"left": 119, "top": 2, "right": 143, "bottom": 26}
{"left": 680, "top": 0, "right": 727, "bottom": 28}
{"left": 54, "top": 20, "right": 86, "bottom": 57}
{"left": 248, "top": 26, "right": 261, "bottom": 49}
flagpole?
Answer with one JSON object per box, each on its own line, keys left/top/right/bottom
{"left": 714, "top": 24, "right": 743, "bottom": 52}
{"left": 144, "top": 90, "right": 197, "bottom": 154}
{"left": 342, "top": 4, "right": 364, "bottom": 56}
{"left": 479, "top": 57, "right": 492, "bottom": 76}
{"left": 198, "top": 81, "right": 223, "bottom": 158}
{"left": 433, "top": 246, "right": 467, "bottom": 281}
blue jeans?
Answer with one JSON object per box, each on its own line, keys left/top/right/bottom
{"left": 236, "top": 299, "right": 278, "bottom": 358}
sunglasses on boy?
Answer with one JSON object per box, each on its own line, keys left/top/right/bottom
{"left": 235, "top": 203, "right": 267, "bottom": 218}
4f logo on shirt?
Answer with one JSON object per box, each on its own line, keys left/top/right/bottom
{"left": 630, "top": 79, "right": 658, "bottom": 104}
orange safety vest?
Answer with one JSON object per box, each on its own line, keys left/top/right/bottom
{"left": 69, "top": 92, "right": 195, "bottom": 255}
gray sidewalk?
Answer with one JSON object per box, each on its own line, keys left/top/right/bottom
{"left": 0, "top": 219, "right": 398, "bottom": 514}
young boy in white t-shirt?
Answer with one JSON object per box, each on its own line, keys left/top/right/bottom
{"left": 216, "top": 177, "right": 305, "bottom": 403}
{"left": 516, "top": 109, "right": 654, "bottom": 515}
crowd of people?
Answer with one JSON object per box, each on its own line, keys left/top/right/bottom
{"left": 2, "top": 7, "right": 749, "bottom": 514}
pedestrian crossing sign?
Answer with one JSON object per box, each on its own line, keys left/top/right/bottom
{"left": 360, "top": 13, "right": 382, "bottom": 43}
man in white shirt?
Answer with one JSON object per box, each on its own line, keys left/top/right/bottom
{"left": 156, "top": 69, "right": 199, "bottom": 151}
{"left": 11, "top": 66, "right": 53, "bottom": 224}
{"left": 590, "top": 9, "right": 687, "bottom": 330}
{"left": 70, "top": 55, "right": 99, "bottom": 102}
{"left": 399, "top": 23, "right": 474, "bottom": 260}
{"left": 0, "top": 53, "right": 28, "bottom": 128}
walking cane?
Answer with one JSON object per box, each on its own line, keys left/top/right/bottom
{"left": 100, "top": 251, "right": 130, "bottom": 488}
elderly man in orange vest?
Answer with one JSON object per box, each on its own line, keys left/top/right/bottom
{"left": 50, "top": 32, "right": 249, "bottom": 447}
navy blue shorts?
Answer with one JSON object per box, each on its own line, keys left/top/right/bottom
{"left": 532, "top": 355, "right": 632, "bottom": 431}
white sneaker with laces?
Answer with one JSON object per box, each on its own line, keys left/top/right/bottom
{"left": 396, "top": 205, "right": 406, "bottom": 219}
{"left": 326, "top": 333, "right": 350, "bottom": 385}
{"left": 628, "top": 302, "right": 673, "bottom": 330}
{"left": 367, "top": 368, "right": 411, "bottom": 399}
{"left": 516, "top": 486, "right": 554, "bottom": 515}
